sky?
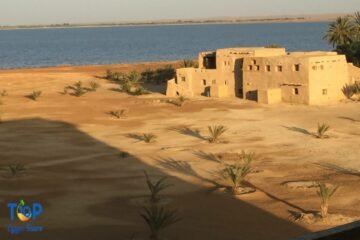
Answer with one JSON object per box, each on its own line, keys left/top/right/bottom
{"left": 0, "top": 0, "right": 359, "bottom": 26}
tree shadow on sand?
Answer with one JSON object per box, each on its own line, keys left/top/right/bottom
{"left": 281, "top": 125, "right": 315, "bottom": 137}
{"left": 168, "top": 125, "right": 207, "bottom": 141}
{"left": 0, "top": 118, "right": 309, "bottom": 240}
{"left": 314, "top": 162, "right": 360, "bottom": 177}
{"left": 338, "top": 116, "right": 360, "bottom": 123}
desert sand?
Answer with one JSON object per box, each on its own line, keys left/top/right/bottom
{"left": 0, "top": 62, "right": 359, "bottom": 240}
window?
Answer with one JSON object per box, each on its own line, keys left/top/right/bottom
{"left": 312, "top": 66, "right": 317, "bottom": 70}
{"left": 212, "top": 80, "right": 216, "bottom": 85}
{"left": 293, "top": 88, "right": 299, "bottom": 95}
{"left": 181, "top": 77, "right": 186, "bottom": 82}
{"left": 266, "top": 65, "right": 271, "bottom": 72}
{"left": 255, "top": 65, "right": 260, "bottom": 71}
{"left": 203, "top": 79, "right": 206, "bottom": 86}
{"left": 225, "top": 80, "right": 227, "bottom": 85}
{"left": 293, "top": 64, "right": 300, "bottom": 71}
{"left": 320, "top": 65, "right": 324, "bottom": 70}
{"left": 252, "top": 60, "right": 256, "bottom": 65}
{"left": 322, "top": 89, "right": 327, "bottom": 95}
{"left": 248, "top": 65, "right": 253, "bottom": 71}
{"left": 277, "top": 65, "right": 283, "bottom": 72}
{"left": 176, "top": 91, "right": 180, "bottom": 96}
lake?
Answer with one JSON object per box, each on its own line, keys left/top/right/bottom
{"left": 0, "top": 22, "right": 332, "bottom": 69}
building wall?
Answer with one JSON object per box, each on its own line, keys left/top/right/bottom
{"left": 243, "top": 56, "right": 311, "bottom": 104}
{"left": 308, "top": 55, "right": 349, "bottom": 105}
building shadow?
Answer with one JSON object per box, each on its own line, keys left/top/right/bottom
{"left": 0, "top": 118, "right": 309, "bottom": 240}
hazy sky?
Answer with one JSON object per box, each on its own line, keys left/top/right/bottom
{"left": 0, "top": 0, "right": 359, "bottom": 25}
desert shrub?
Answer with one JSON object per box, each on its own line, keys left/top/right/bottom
{"left": 220, "top": 156, "right": 253, "bottom": 195}
{"left": 208, "top": 125, "right": 228, "bottom": 143}
{"left": 143, "top": 133, "right": 157, "bottom": 143}
{"left": 73, "top": 81, "right": 87, "bottom": 97}
{"left": 109, "top": 109, "right": 127, "bottom": 119}
{"left": 141, "top": 69, "right": 156, "bottom": 83}
{"left": 8, "top": 164, "right": 25, "bottom": 177}
{"left": 132, "top": 86, "right": 150, "bottom": 96}
{"left": 105, "top": 69, "right": 114, "bottom": 80}
{"left": 168, "top": 96, "right": 187, "bottom": 107}
{"left": 316, "top": 123, "right": 330, "bottom": 139}
{"left": 141, "top": 205, "right": 180, "bottom": 240}
{"left": 111, "top": 71, "right": 150, "bottom": 95}
{"left": 182, "top": 59, "right": 198, "bottom": 68}
{"left": 342, "top": 84, "right": 356, "bottom": 99}
{"left": 29, "top": 91, "right": 42, "bottom": 101}
{"left": 0, "top": 90, "right": 8, "bottom": 97}
{"left": 144, "top": 171, "right": 171, "bottom": 204}
{"left": 89, "top": 81, "right": 101, "bottom": 92}
{"left": 105, "top": 69, "right": 127, "bottom": 82}
{"left": 154, "top": 65, "right": 176, "bottom": 85}
{"left": 317, "top": 182, "right": 339, "bottom": 218}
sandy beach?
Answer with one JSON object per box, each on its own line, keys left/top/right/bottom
{"left": 0, "top": 62, "right": 359, "bottom": 239}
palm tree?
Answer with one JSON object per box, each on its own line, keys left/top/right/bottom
{"left": 141, "top": 205, "right": 180, "bottom": 240}
{"left": 352, "top": 11, "right": 360, "bottom": 40}
{"left": 317, "top": 182, "right": 339, "bottom": 218}
{"left": 324, "top": 17, "right": 355, "bottom": 47}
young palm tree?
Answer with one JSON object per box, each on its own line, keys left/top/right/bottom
{"left": 317, "top": 123, "right": 330, "bottom": 139}
{"left": 127, "top": 71, "right": 141, "bottom": 84}
{"left": 141, "top": 205, "right": 180, "bottom": 240}
{"left": 208, "top": 125, "right": 228, "bottom": 143}
{"left": 317, "top": 182, "right": 339, "bottom": 218}
{"left": 143, "top": 133, "right": 157, "bottom": 143}
{"left": 29, "top": 91, "right": 42, "bottom": 101}
{"left": 221, "top": 160, "right": 252, "bottom": 195}
{"left": 144, "top": 171, "right": 171, "bottom": 204}
{"left": 8, "top": 164, "right": 25, "bottom": 177}
{"left": 324, "top": 17, "right": 355, "bottom": 47}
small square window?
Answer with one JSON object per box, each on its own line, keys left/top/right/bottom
{"left": 203, "top": 79, "right": 206, "bottom": 86}
{"left": 322, "top": 89, "right": 327, "bottom": 95}
{"left": 266, "top": 65, "right": 271, "bottom": 72}
{"left": 293, "top": 64, "right": 300, "bottom": 71}
{"left": 277, "top": 65, "right": 283, "bottom": 72}
{"left": 293, "top": 88, "right": 299, "bottom": 95}
{"left": 181, "top": 77, "right": 186, "bottom": 82}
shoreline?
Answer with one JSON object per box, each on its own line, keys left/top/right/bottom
{"left": 0, "top": 17, "right": 335, "bottom": 31}
{"left": 0, "top": 59, "right": 182, "bottom": 73}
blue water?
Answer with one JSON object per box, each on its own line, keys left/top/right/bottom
{"left": 0, "top": 22, "right": 332, "bottom": 69}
